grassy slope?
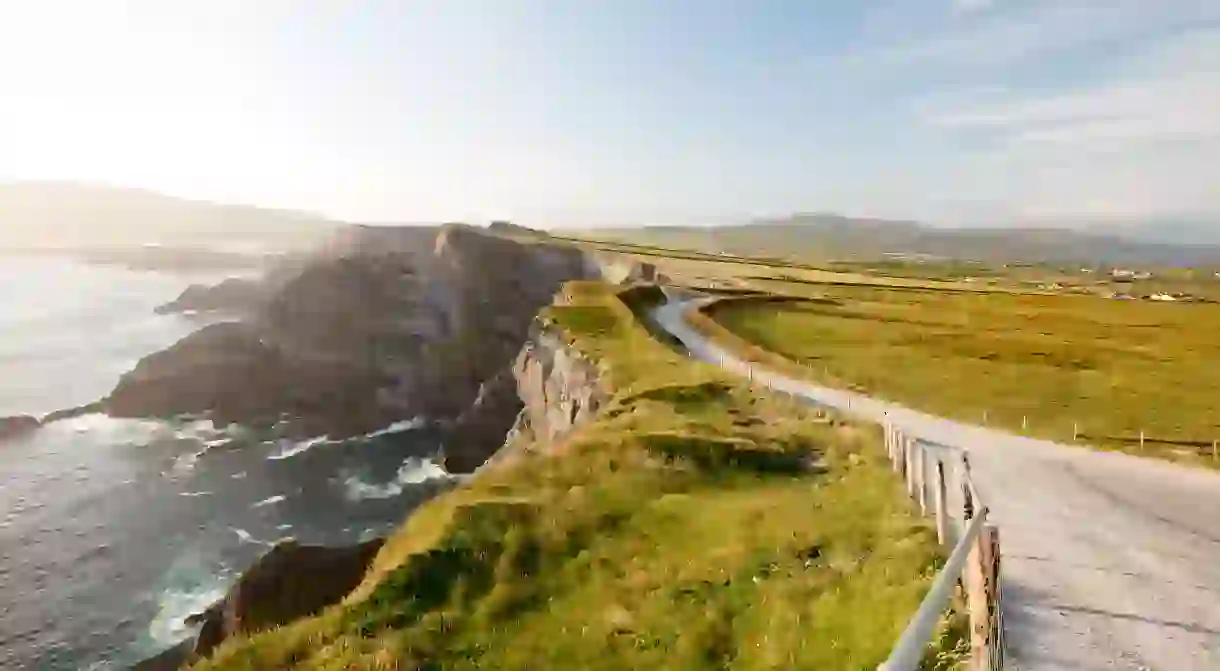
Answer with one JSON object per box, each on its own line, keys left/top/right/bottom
{"left": 703, "top": 285, "right": 1220, "bottom": 468}
{"left": 194, "top": 282, "right": 955, "bottom": 671}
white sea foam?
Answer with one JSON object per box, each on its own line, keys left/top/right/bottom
{"left": 170, "top": 448, "right": 209, "bottom": 475}
{"left": 52, "top": 414, "right": 171, "bottom": 447}
{"left": 264, "top": 417, "right": 424, "bottom": 461}
{"left": 47, "top": 415, "right": 243, "bottom": 477}
{"left": 145, "top": 550, "right": 232, "bottom": 649}
{"left": 179, "top": 491, "right": 212, "bottom": 498}
{"left": 266, "top": 435, "right": 335, "bottom": 460}
{"left": 230, "top": 528, "right": 271, "bottom": 545}
{"left": 147, "top": 581, "right": 227, "bottom": 646}
{"left": 363, "top": 417, "right": 426, "bottom": 440}
{"left": 252, "top": 495, "right": 286, "bottom": 508}
{"left": 343, "top": 457, "right": 450, "bottom": 501}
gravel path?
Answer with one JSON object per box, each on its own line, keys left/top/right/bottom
{"left": 652, "top": 297, "right": 1220, "bottom": 670}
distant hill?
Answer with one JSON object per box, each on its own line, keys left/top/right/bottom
{"left": 0, "top": 182, "right": 344, "bottom": 252}
{"left": 1080, "top": 219, "right": 1220, "bottom": 247}
{"left": 587, "top": 213, "right": 1220, "bottom": 267}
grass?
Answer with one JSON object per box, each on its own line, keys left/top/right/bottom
{"left": 192, "top": 281, "right": 956, "bottom": 671}
{"left": 701, "top": 284, "right": 1220, "bottom": 467}
{"left": 556, "top": 234, "right": 982, "bottom": 297}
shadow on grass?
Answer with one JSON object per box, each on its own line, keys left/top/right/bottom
{"left": 1080, "top": 433, "right": 1217, "bottom": 451}
{"left": 622, "top": 381, "right": 736, "bottom": 407}
{"left": 639, "top": 431, "right": 817, "bottom": 475}
{"left": 742, "top": 274, "right": 989, "bottom": 295}
{"left": 347, "top": 501, "right": 543, "bottom": 637}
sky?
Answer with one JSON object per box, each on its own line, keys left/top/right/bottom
{"left": 1, "top": 0, "right": 1218, "bottom": 226}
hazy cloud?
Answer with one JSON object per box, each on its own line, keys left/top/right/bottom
{"left": 951, "top": 0, "right": 995, "bottom": 16}
{"left": 904, "top": 9, "right": 1220, "bottom": 219}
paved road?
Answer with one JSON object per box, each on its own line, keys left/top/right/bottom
{"left": 652, "top": 297, "right": 1220, "bottom": 670}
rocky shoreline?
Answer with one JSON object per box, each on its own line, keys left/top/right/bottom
{"left": 0, "top": 414, "right": 40, "bottom": 441}
{"left": 134, "top": 538, "right": 385, "bottom": 670}
{"left": 117, "top": 224, "right": 650, "bottom": 669}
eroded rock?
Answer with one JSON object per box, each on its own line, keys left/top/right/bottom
{"left": 0, "top": 415, "right": 40, "bottom": 442}
{"left": 155, "top": 278, "right": 265, "bottom": 315}
{"left": 191, "top": 538, "right": 385, "bottom": 659}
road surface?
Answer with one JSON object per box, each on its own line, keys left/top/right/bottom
{"left": 652, "top": 296, "right": 1220, "bottom": 670}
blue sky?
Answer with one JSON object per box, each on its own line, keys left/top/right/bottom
{"left": 1, "top": 1, "right": 1218, "bottom": 226}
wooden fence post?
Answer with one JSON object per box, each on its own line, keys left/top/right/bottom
{"left": 934, "top": 460, "right": 949, "bottom": 547}
{"left": 915, "top": 445, "right": 928, "bottom": 515}
{"left": 1073, "top": 422, "right": 1079, "bottom": 441}
{"left": 986, "top": 526, "right": 1003, "bottom": 671}
{"left": 1212, "top": 439, "right": 1217, "bottom": 461}
{"left": 1140, "top": 430, "right": 1145, "bottom": 451}
{"left": 905, "top": 440, "right": 918, "bottom": 498}
{"left": 966, "top": 524, "right": 997, "bottom": 670}
{"left": 894, "top": 432, "right": 906, "bottom": 475}
{"left": 961, "top": 464, "right": 975, "bottom": 522}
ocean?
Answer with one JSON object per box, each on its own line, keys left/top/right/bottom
{"left": 0, "top": 256, "right": 449, "bottom": 670}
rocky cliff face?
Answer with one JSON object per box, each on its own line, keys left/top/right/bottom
{"left": 442, "top": 319, "right": 607, "bottom": 472}
{"left": 504, "top": 323, "right": 607, "bottom": 454}
{"left": 154, "top": 277, "right": 265, "bottom": 315}
{"left": 0, "top": 415, "right": 40, "bottom": 442}
{"left": 136, "top": 538, "right": 385, "bottom": 670}
{"left": 103, "top": 225, "right": 603, "bottom": 442}
{"left": 190, "top": 538, "right": 385, "bottom": 658}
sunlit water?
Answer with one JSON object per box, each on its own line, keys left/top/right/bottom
{"left": 0, "top": 257, "right": 448, "bottom": 670}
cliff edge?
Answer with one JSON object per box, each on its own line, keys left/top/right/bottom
{"left": 102, "top": 225, "right": 650, "bottom": 456}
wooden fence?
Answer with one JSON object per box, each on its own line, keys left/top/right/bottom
{"left": 878, "top": 425, "right": 1004, "bottom": 671}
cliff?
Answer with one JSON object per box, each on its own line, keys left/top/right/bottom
{"left": 154, "top": 278, "right": 266, "bottom": 315}
{"left": 103, "top": 224, "right": 611, "bottom": 447}
{"left": 0, "top": 415, "right": 40, "bottom": 442}
{"left": 503, "top": 323, "right": 607, "bottom": 455}
{"left": 189, "top": 539, "right": 385, "bottom": 658}
{"left": 442, "top": 318, "right": 607, "bottom": 472}
{"left": 134, "top": 539, "right": 384, "bottom": 670}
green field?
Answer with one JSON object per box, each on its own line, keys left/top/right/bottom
{"left": 194, "top": 282, "right": 960, "bottom": 671}
{"left": 704, "top": 283, "right": 1220, "bottom": 467}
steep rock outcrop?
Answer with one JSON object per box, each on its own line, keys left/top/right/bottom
{"left": 102, "top": 225, "right": 605, "bottom": 440}
{"left": 155, "top": 277, "right": 265, "bottom": 315}
{"left": 588, "top": 254, "right": 659, "bottom": 284}
{"left": 107, "top": 323, "right": 281, "bottom": 419}
{"left": 130, "top": 640, "right": 192, "bottom": 671}
{"left": 41, "top": 402, "right": 105, "bottom": 425}
{"left": 189, "top": 538, "right": 385, "bottom": 660}
{"left": 133, "top": 538, "right": 384, "bottom": 670}
{"left": 0, "top": 415, "right": 40, "bottom": 442}
{"left": 504, "top": 323, "right": 607, "bottom": 453}
{"left": 441, "top": 319, "right": 606, "bottom": 473}
{"left": 441, "top": 366, "right": 524, "bottom": 473}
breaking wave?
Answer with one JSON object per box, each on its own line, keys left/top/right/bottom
{"left": 265, "top": 417, "right": 426, "bottom": 461}
{"left": 342, "top": 457, "right": 450, "bottom": 501}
